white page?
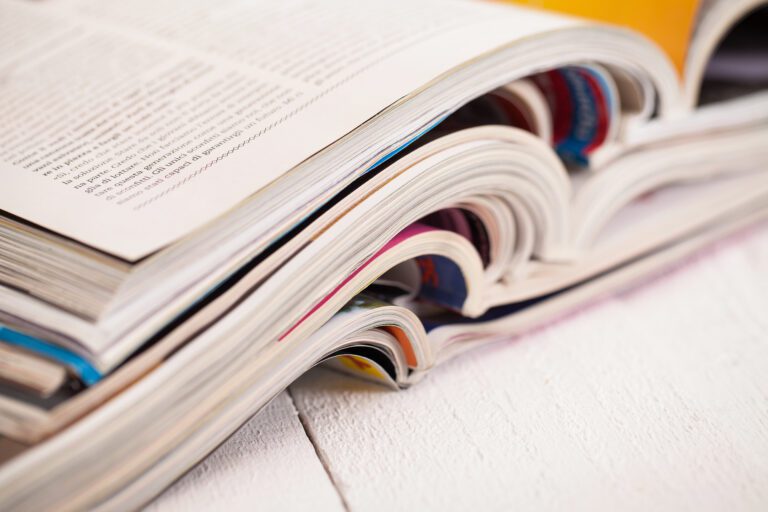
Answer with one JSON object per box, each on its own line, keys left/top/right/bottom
{"left": 0, "top": 0, "right": 574, "bottom": 260}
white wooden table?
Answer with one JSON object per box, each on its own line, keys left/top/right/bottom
{"left": 147, "top": 223, "right": 768, "bottom": 512}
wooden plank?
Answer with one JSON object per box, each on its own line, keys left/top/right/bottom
{"left": 146, "top": 391, "right": 345, "bottom": 511}
{"left": 289, "top": 226, "right": 768, "bottom": 511}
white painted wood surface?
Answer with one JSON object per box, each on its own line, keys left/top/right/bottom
{"left": 149, "top": 224, "right": 768, "bottom": 511}
{"left": 145, "top": 392, "right": 344, "bottom": 511}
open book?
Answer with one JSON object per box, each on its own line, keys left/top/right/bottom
{"left": 0, "top": 0, "right": 766, "bottom": 509}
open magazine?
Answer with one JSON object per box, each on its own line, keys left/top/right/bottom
{"left": 0, "top": 0, "right": 766, "bottom": 509}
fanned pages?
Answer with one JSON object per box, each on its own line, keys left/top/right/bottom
{"left": 0, "top": 0, "right": 766, "bottom": 509}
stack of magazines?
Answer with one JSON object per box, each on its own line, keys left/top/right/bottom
{"left": 1, "top": 0, "right": 767, "bottom": 509}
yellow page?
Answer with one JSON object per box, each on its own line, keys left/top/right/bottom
{"left": 507, "top": 0, "right": 700, "bottom": 73}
